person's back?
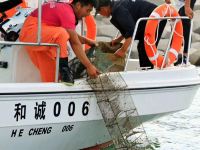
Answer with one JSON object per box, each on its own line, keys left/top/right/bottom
{"left": 110, "top": 0, "right": 157, "bottom": 39}
{"left": 20, "top": 0, "right": 99, "bottom": 83}
{"left": 30, "top": 2, "right": 76, "bottom": 30}
{"left": 96, "top": 0, "right": 166, "bottom": 68}
{"left": 111, "top": 0, "right": 156, "bottom": 21}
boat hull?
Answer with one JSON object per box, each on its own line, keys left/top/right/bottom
{"left": 0, "top": 83, "right": 199, "bottom": 149}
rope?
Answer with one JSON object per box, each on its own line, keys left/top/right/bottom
{"left": 144, "top": 36, "right": 158, "bottom": 67}
{"left": 144, "top": 4, "right": 184, "bottom": 68}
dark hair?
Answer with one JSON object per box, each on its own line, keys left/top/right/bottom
{"left": 72, "top": 0, "right": 96, "bottom": 7}
{"left": 95, "top": 0, "right": 111, "bottom": 12}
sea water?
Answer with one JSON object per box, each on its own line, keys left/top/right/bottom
{"left": 144, "top": 89, "right": 200, "bottom": 150}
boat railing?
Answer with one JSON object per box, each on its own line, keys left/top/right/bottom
{"left": 0, "top": 0, "right": 60, "bottom": 82}
{"left": 124, "top": 16, "right": 192, "bottom": 71}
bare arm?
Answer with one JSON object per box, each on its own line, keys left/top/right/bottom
{"left": 184, "top": 0, "right": 194, "bottom": 19}
{"left": 185, "top": 0, "right": 191, "bottom": 8}
{"left": 66, "top": 29, "right": 99, "bottom": 78}
{"left": 78, "top": 34, "right": 97, "bottom": 47}
{"left": 165, "top": 0, "right": 194, "bottom": 19}
{"left": 111, "top": 35, "right": 124, "bottom": 46}
{"left": 114, "top": 37, "right": 132, "bottom": 57}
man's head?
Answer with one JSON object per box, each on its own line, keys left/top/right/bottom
{"left": 72, "top": 0, "right": 96, "bottom": 19}
{"left": 95, "top": 0, "right": 112, "bottom": 17}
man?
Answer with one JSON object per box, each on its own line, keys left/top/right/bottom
{"left": 95, "top": 0, "right": 166, "bottom": 68}
{"left": 19, "top": 0, "right": 99, "bottom": 83}
{"left": 165, "top": 0, "right": 196, "bottom": 64}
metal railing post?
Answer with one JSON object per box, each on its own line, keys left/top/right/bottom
{"left": 1, "top": 0, "right": 61, "bottom": 83}
{"left": 161, "top": 19, "right": 178, "bottom": 69}
{"left": 0, "top": 41, "right": 60, "bottom": 82}
{"left": 37, "top": 0, "right": 43, "bottom": 43}
{"left": 186, "top": 19, "right": 193, "bottom": 65}
{"left": 55, "top": 47, "right": 60, "bottom": 82}
{"left": 124, "top": 18, "right": 143, "bottom": 71}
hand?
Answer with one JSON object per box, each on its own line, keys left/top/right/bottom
{"left": 114, "top": 49, "right": 126, "bottom": 58}
{"left": 89, "top": 40, "right": 99, "bottom": 47}
{"left": 185, "top": 6, "right": 194, "bottom": 19}
{"left": 110, "top": 39, "right": 119, "bottom": 46}
{"left": 86, "top": 65, "right": 100, "bottom": 79}
{"left": 165, "top": 0, "right": 171, "bottom": 4}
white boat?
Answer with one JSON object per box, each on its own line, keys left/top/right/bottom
{"left": 0, "top": 7, "right": 200, "bottom": 150}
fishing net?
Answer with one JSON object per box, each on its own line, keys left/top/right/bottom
{"left": 87, "top": 73, "right": 151, "bottom": 150}
{"left": 70, "top": 41, "right": 150, "bottom": 149}
{"left": 68, "top": 41, "right": 124, "bottom": 79}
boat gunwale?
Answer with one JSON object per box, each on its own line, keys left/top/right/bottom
{"left": 0, "top": 82, "right": 199, "bottom": 95}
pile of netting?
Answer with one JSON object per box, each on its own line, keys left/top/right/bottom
{"left": 69, "top": 41, "right": 125, "bottom": 78}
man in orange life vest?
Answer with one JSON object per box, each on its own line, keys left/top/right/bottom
{"left": 19, "top": 0, "right": 99, "bottom": 84}
{"left": 95, "top": 0, "right": 167, "bottom": 68}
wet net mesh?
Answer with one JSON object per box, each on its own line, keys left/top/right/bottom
{"left": 87, "top": 73, "right": 151, "bottom": 150}
{"left": 69, "top": 42, "right": 124, "bottom": 79}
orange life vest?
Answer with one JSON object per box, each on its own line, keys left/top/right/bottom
{"left": 84, "top": 15, "right": 97, "bottom": 50}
